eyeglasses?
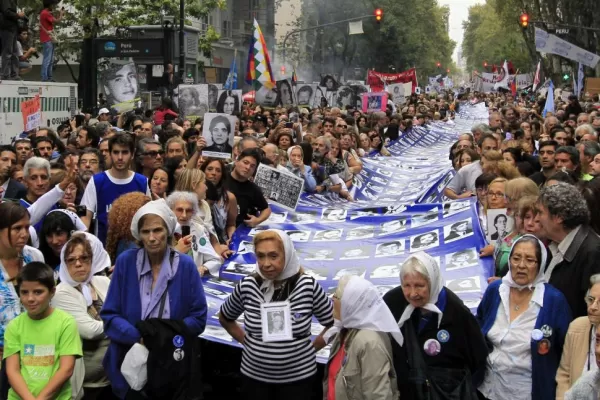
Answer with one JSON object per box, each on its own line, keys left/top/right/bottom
{"left": 487, "top": 191, "right": 504, "bottom": 198}
{"left": 585, "top": 296, "right": 600, "bottom": 307}
{"left": 509, "top": 255, "right": 538, "bottom": 268}
{"left": 142, "top": 150, "right": 165, "bottom": 158}
{"left": 66, "top": 255, "right": 91, "bottom": 266}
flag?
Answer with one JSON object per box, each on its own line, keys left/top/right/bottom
{"left": 510, "top": 77, "right": 517, "bottom": 97}
{"left": 507, "top": 60, "right": 516, "bottom": 75}
{"left": 532, "top": 61, "right": 541, "bottom": 91}
{"left": 245, "top": 19, "right": 275, "bottom": 89}
{"left": 292, "top": 67, "right": 298, "bottom": 84}
{"left": 543, "top": 80, "right": 555, "bottom": 117}
{"left": 577, "top": 62, "right": 584, "bottom": 98}
{"left": 494, "top": 60, "right": 509, "bottom": 91}
{"left": 224, "top": 50, "right": 238, "bottom": 90}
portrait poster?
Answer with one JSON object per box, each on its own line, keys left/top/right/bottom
{"left": 320, "top": 74, "right": 339, "bottom": 92}
{"left": 176, "top": 84, "right": 209, "bottom": 119}
{"left": 388, "top": 82, "right": 412, "bottom": 105}
{"left": 335, "top": 86, "right": 356, "bottom": 109}
{"left": 99, "top": 61, "right": 140, "bottom": 112}
{"left": 362, "top": 92, "right": 388, "bottom": 113}
{"left": 216, "top": 90, "right": 242, "bottom": 115}
{"left": 296, "top": 84, "right": 317, "bottom": 108}
{"left": 276, "top": 79, "right": 295, "bottom": 107}
{"left": 255, "top": 84, "right": 279, "bottom": 108}
{"left": 201, "top": 113, "right": 236, "bottom": 159}
{"left": 208, "top": 84, "right": 222, "bottom": 112}
{"left": 254, "top": 164, "right": 304, "bottom": 211}
{"left": 351, "top": 84, "right": 370, "bottom": 109}
{"left": 261, "top": 301, "right": 293, "bottom": 342}
{"left": 486, "top": 208, "right": 513, "bottom": 244}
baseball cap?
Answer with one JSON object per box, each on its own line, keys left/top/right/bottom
{"left": 98, "top": 108, "right": 110, "bottom": 117}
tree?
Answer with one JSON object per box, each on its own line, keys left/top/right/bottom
{"left": 22, "top": 0, "right": 225, "bottom": 83}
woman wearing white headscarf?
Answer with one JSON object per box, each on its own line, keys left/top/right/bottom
{"left": 100, "top": 199, "right": 207, "bottom": 399}
{"left": 383, "top": 252, "right": 488, "bottom": 400}
{"left": 476, "top": 234, "right": 572, "bottom": 400}
{"left": 52, "top": 233, "right": 112, "bottom": 400}
{"left": 323, "top": 276, "right": 400, "bottom": 400}
{"left": 286, "top": 145, "right": 317, "bottom": 192}
{"left": 219, "top": 229, "right": 333, "bottom": 400}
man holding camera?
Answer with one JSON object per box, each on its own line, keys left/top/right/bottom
{"left": 0, "top": 0, "right": 25, "bottom": 80}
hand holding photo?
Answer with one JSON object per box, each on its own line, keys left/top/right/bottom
{"left": 202, "top": 113, "right": 236, "bottom": 159}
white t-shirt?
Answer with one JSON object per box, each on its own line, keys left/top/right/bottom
{"left": 80, "top": 170, "right": 151, "bottom": 214}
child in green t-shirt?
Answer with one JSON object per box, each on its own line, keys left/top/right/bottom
{"left": 3, "top": 262, "right": 82, "bottom": 400}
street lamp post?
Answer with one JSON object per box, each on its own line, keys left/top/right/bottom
{"left": 179, "top": 0, "right": 185, "bottom": 83}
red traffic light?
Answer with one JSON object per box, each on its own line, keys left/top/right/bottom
{"left": 446, "top": 68, "right": 450, "bottom": 73}
{"left": 280, "top": 65, "right": 286, "bottom": 74}
{"left": 436, "top": 62, "right": 441, "bottom": 68}
{"left": 374, "top": 8, "right": 383, "bottom": 22}
{"left": 520, "top": 13, "right": 529, "bottom": 28}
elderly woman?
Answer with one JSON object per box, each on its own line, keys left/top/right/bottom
{"left": 218, "top": 229, "right": 333, "bottom": 400}
{"left": 557, "top": 274, "right": 600, "bottom": 398}
{"left": 564, "top": 331, "right": 600, "bottom": 399}
{"left": 52, "top": 233, "right": 112, "bottom": 400}
{"left": 166, "top": 191, "right": 222, "bottom": 276}
{"left": 323, "top": 276, "right": 400, "bottom": 400}
{"left": 383, "top": 252, "right": 488, "bottom": 399}
{"left": 286, "top": 145, "right": 317, "bottom": 193}
{"left": 106, "top": 192, "right": 151, "bottom": 262}
{"left": 100, "top": 199, "right": 207, "bottom": 399}
{"left": 477, "top": 235, "right": 572, "bottom": 400}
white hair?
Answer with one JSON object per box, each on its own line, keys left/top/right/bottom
{"left": 334, "top": 275, "right": 353, "bottom": 299}
{"left": 576, "top": 123, "right": 597, "bottom": 138}
{"left": 400, "top": 257, "right": 430, "bottom": 286}
{"left": 586, "top": 273, "right": 600, "bottom": 297}
{"left": 166, "top": 191, "right": 200, "bottom": 216}
{"left": 23, "top": 156, "right": 51, "bottom": 179}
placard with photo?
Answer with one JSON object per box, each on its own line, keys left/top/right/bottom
{"left": 254, "top": 164, "right": 304, "bottom": 211}
{"left": 261, "top": 302, "right": 293, "bottom": 342}
{"left": 486, "top": 208, "right": 513, "bottom": 243}
{"left": 201, "top": 113, "right": 236, "bottom": 159}
{"left": 296, "top": 84, "right": 317, "bottom": 107}
{"left": 99, "top": 61, "right": 140, "bottom": 112}
{"left": 176, "top": 84, "right": 208, "bottom": 119}
{"left": 444, "top": 249, "right": 479, "bottom": 271}
{"left": 362, "top": 92, "right": 388, "bottom": 113}
{"left": 216, "top": 89, "right": 242, "bottom": 115}
{"left": 443, "top": 218, "right": 474, "bottom": 243}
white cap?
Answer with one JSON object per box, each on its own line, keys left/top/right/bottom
{"left": 98, "top": 108, "right": 110, "bottom": 117}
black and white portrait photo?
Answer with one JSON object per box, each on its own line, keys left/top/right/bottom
{"left": 375, "top": 241, "right": 405, "bottom": 257}
{"left": 346, "top": 226, "right": 375, "bottom": 240}
{"left": 304, "top": 267, "right": 329, "bottom": 280}
{"left": 379, "top": 218, "right": 408, "bottom": 236}
{"left": 322, "top": 208, "right": 347, "bottom": 222}
{"left": 204, "top": 286, "right": 230, "bottom": 299}
{"left": 372, "top": 176, "right": 390, "bottom": 185}
{"left": 443, "top": 201, "right": 471, "bottom": 217}
{"left": 486, "top": 209, "right": 513, "bottom": 243}
{"left": 208, "top": 84, "right": 220, "bottom": 111}
{"left": 100, "top": 62, "right": 139, "bottom": 112}
{"left": 320, "top": 75, "right": 339, "bottom": 92}
{"left": 445, "top": 249, "right": 479, "bottom": 271}
{"left": 296, "top": 84, "right": 316, "bottom": 106}
{"left": 410, "top": 231, "right": 440, "bottom": 252}
{"left": 366, "top": 182, "right": 384, "bottom": 193}
{"left": 289, "top": 210, "right": 319, "bottom": 224}
{"left": 443, "top": 219, "right": 474, "bottom": 243}
{"left": 375, "top": 168, "right": 393, "bottom": 177}
{"left": 177, "top": 84, "right": 208, "bottom": 118}
{"left": 334, "top": 267, "right": 366, "bottom": 280}
{"left": 276, "top": 79, "right": 295, "bottom": 107}
{"left": 411, "top": 208, "right": 439, "bottom": 228}
{"left": 335, "top": 86, "right": 355, "bottom": 109}
{"left": 255, "top": 85, "right": 279, "bottom": 108}
{"left": 303, "top": 248, "right": 335, "bottom": 261}
{"left": 202, "top": 113, "right": 236, "bottom": 159}
{"left": 446, "top": 276, "right": 482, "bottom": 294}
{"left": 224, "top": 262, "right": 256, "bottom": 275}
{"left": 285, "top": 230, "right": 311, "bottom": 242}
{"left": 349, "top": 208, "right": 379, "bottom": 220}
{"left": 340, "top": 247, "right": 371, "bottom": 260}
{"left": 370, "top": 264, "right": 401, "bottom": 279}
{"left": 267, "top": 311, "right": 285, "bottom": 334}
{"left": 313, "top": 229, "right": 343, "bottom": 242}
{"left": 216, "top": 89, "right": 242, "bottom": 115}
{"left": 261, "top": 303, "right": 292, "bottom": 342}
{"left": 237, "top": 240, "right": 254, "bottom": 254}
{"left": 263, "top": 211, "right": 288, "bottom": 224}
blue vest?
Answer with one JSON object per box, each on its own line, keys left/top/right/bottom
{"left": 19, "top": 198, "right": 58, "bottom": 233}
{"left": 94, "top": 172, "right": 147, "bottom": 244}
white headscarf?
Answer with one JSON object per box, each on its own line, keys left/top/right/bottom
{"left": 397, "top": 251, "right": 444, "bottom": 345}
{"left": 47, "top": 209, "right": 88, "bottom": 232}
{"left": 130, "top": 199, "right": 177, "bottom": 241}
{"left": 255, "top": 229, "right": 300, "bottom": 302}
{"left": 59, "top": 232, "right": 112, "bottom": 306}
{"left": 501, "top": 234, "right": 547, "bottom": 291}
{"left": 341, "top": 276, "right": 403, "bottom": 346}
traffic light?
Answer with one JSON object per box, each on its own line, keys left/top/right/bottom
{"left": 563, "top": 73, "right": 570, "bottom": 81}
{"left": 520, "top": 13, "right": 529, "bottom": 28}
{"left": 374, "top": 8, "right": 383, "bottom": 23}
{"left": 436, "top": 62, "right": 441, "bottom": 68}
{"left": 281, "top": 65, "right": 286, "bottom": 75}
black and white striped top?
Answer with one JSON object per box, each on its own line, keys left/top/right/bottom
{"left": 220, "top": 273, "right": 333, "bottom": 383}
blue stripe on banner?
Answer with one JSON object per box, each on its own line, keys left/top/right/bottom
{"left": 200, "top": 103, "right": 493, "bottom": 363}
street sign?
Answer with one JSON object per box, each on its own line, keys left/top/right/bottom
{"left": 95, "top": 38, "right": 164, "bottom": 58}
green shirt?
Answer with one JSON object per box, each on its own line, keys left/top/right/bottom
{"left": 4, "top": 308, "right": 83, "bottom": 400}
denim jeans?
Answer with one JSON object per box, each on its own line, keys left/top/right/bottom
{"left": 0, "top": 29, "right": 19, "bottom": 79}
{"left": 41, "top": 41, "right": 54, "bottom": 81}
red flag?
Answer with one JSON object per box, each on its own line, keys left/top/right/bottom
{"left": 510, "top": 78, "right": 517, "bottom": 97}
{"left": 492, "top": 64, "right": 498, "bottom": 73}
{"left": 507, "top": 61, "right": 516, "bottom": 75}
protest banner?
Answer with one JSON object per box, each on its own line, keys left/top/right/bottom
{"left": 367, "top": 68, "right": 418, "bottom": 92}
{"left": 21, "top": 95, "right": 41, "bottom": 131}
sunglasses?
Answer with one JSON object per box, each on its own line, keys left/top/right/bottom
{"left": 142, "top": 150, "right": 165, "bottom": 157}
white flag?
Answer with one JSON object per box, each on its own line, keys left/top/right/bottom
{"left": 493, "top": 60, "right": 509, "bottom": 90}
{"left": 532, "top": 61, "right": 541, "bottom": 91}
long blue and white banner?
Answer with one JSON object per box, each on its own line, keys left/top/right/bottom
{"left": 200, "top": 105, "right": 491, "bottom": 363}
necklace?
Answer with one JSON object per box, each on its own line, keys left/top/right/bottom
{"left": 511, "top": 290, "right": 533, "bottom": 311}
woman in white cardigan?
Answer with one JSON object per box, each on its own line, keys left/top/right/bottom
{"left": 51, "top": 233, "right": 112, "bottom": 400}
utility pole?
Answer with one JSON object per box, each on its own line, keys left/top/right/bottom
{"left": 179, "top": 0, "right": 185, "bottom": 83}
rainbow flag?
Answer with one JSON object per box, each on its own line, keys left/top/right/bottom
{"left": 245, "top": 19, "right": 275, "bottom": 89}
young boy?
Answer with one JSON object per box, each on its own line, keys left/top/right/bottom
{"left": 3, "top": 262, "right": 82, "bottom": 400}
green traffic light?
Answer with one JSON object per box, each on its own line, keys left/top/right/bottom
{"left": 563, "top": 74, "right": 569, "bottom": 80}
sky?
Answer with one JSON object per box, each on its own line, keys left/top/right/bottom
{"left": 438, "top": 0, "right": 485, "bottom": 62}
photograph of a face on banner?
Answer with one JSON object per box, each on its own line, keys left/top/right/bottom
{"left": 362, "top": 92, "right": 387, "bottom": 113}
{"left": 277, "top": 80, "right": 295, "bottom": 107}
{"left": 202, "top": 113, "right": 236, "bottom": 159}
{"left": 177, "top": 85, "right": 208, "bottom": 118}
{"left": 335, "top": 86, "right": 355, "bottom": 109}
{"left": 255, "top": 85, "right": 279, "bottom": 108}
{"left": 320, "top": 75, "right": 339, "bottom": 92}
{"left": 296, "top": 84, "right": 316, "bottom": 107}
{"left": 208, "top": 84, "right": 221, "bottom": 111}
{"left": 100, "top": 62, "right": 139, "bottom": 112}
{"left": 216, "top": 90, "right": 242, "bottom": 115}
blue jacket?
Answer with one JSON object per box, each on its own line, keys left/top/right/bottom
{"left": 101, "top": 248, "right": 207, "bottom": 399}
{"left": 476, "top": 280, "right": 572, "bottom": 400}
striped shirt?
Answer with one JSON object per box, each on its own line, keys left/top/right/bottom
{"left": 220, "top": 273, "right": 333, "bottom": 383}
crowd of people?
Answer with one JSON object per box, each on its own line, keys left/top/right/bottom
{"left": 0, "top": 83, "right": 599, "bottom": 400}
